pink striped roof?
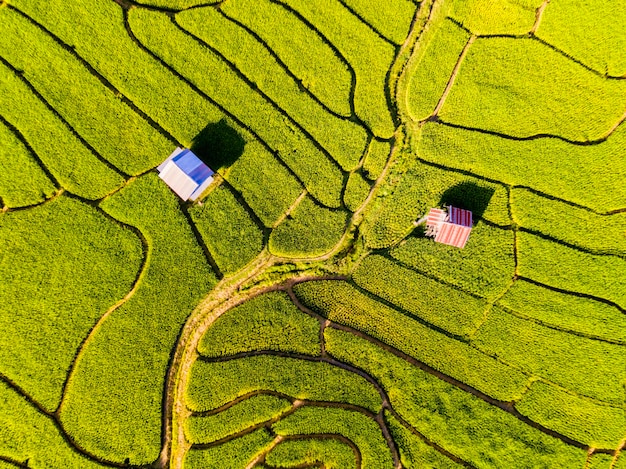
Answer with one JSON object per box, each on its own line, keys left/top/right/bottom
{"left": 426, "top": 208, "right": 447, "bottom": 228}
{"left": 448, "top": 206, "right": 473, "bottom": 227}
{"left": 435, "top": 223, "right": 472, "bottom": 248}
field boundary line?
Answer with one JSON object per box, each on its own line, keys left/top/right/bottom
{"left": 55, "top": 202, "right": 150, "bottom": 415}
{"left": 269, "top": 0, "right": 362, "bottom": 128}
{"left": 0, "top": 114, "right": 61, "bottom": 189}
{"left": 0, "top": 56, "right": 130, "bottom": 180}
{"left": 517, "top": 276, "right": 626, "bottom": 314}
{"left": 0, "top": 455, "right": 29, "bottom": 469}
{"left": 0, "top": 373, "right": 124, "bottom": 467}
{"left": 245, "top": 435, "right": 284, "bottom": 469}
{"left": 214, "top": 7, "right": 355, "bottom": 121}
{"left": 169, "top": 15, "right": 347, "bottom": 175}
{"left": 289, "top": 281, "right": 598, "bottom": 451}
{"left": 335, "top": 0, "right": 399, "bottom": 48}
{"left": 121, "top": 9, "right": 329, "bottom": 209}
{"left": 429, "top": 35, "right": 475, "bottom": 119}
{"left": 8, "top": 6, "right": 181, "bottom": 155}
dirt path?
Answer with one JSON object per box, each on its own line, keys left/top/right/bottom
{"left": 430, "top": 35, "right": 475, "bottom": 119}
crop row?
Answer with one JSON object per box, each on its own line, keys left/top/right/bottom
{"left": 0, "top": 119, "right": 56, "bottom": 208}
{"left": 353, "top": 255, "right": 488, "bottom": 336}
{"left": 389, "top": 220, "right": 515, "bottom": 300}
{"left": 0, "top": 61, "right": 123, "bottom": 199}
{"left": 362, "top": 154, "right": 511, "bottom": 249}
{"left": 517, "top": 232, "right": 626, "bottom": 310}
{"left": 406, "top": 18, "right": 471, "bottom": 121}
{"left": 325, "top": 327, "right": 587, "bottom": 468}
{"left": 10, "top": 0, "right": 304, "bottom": 224}
{"left": 0, "top": 7, "right": 171, "bottom": 176}
{"left": 362, "top": 139, "right": 391, "bottom": 181}
{"left": 197, "top": 291, "right": 321, "bottom": 358}
{"left": 185, "top": 428, "right": 275, "bottom": 469}
{"left": 511, "top": 188, "right": 626, "bottom": 255}
{"left": 341, "top": 0, "right": 416, "bottom": 45}
{"left": 344, "top": 171, "right": 372, "bottom": 212}
{"left": 269, "top": 196, "right": 348, "bottom": 258}
{"left": 418, "top": 121, "right": 626, "bottom": 212}
{"left": 59, "top": 174, "right": 218, "bottom": 465}
{"left": 186, "top": 354, "right": 383, "bottom": 413}
{"left": 278, "top": 0, "right": 397, "bottom": 138}
{"left": 129, "top": 8, "right": 345, "bottom": 208}
{"left": 0, "top": 380, "right": 109, "bottom": 468}
{"left": 272, "top": 406, "right": 394, "bottom": 468}
{"left": 515, "top": 380, "right": 625, "bottom": 448}
{"left": 264, "top": 436, "right": 358, "bottom": 469}
{"left": 472, "top": 307, "right": 626, "bottom": 405}
{"left": 439, "top": 37, "right": 626, "bottom": 141}
{"left": 225, "top": 141, "right": 304, "bottom": 227}
{"left": 176, "top": 4, "right": 369, "bottom": 172}
{"left": 220, "top": 0, "right": 353, "bottom": 117}
{"left": 385, "top": 412, "right": 462, "bottom": 468}
{"left": 499, "top": 280, "right": 626, "bottom": 344}
{"left": 448, "top": 0, "right": 542, "bottom": 36}
{"left": 189, "top": 184, "right": 264, "bottom": 274}
{"left": 0, "top": 196, "right": 142, "bottom": 413}
{"left": 186, "top": 394, "right": 292, "bottom": 445}
{"left": 536, "top": 0, "right": 626, "bottom": 77}
{"left": 293, "top": 280, "right": 530, "bottom": 401}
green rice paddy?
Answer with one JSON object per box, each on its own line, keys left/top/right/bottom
{"left": 1, "top": 0, "right": 624, "bottom": 467}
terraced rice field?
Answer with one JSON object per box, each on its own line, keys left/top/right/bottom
{"left": 1, "top": 0, "right": 625, "bottom": 468}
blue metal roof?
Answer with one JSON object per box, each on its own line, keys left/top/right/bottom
{"left": 172, "top": 150, "right": 214, "bottom": 185}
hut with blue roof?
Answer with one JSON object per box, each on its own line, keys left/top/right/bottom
{"left": 157, "top": 147, "right": 214, "bottom": 201}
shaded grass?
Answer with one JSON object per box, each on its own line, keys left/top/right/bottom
{"left": 272, "top": 406, "right": 394, "bottom": 469}
{"left": 0, "top": 120, "right": 56, "bottom": 207}
{"left": 59, "top": 174, "right": 217, "bottom": 464}
{"left": 517, "top": 232, "right": 626, "bottom": 310}
{"left": 185, "top": 428, "right": 275, "bottom": 469}
{"left": 186, "top": 355, "right": 383, "bottom": 413}
{"left": 472, "top": 307, "right": 626, "bottom": 405}
{"left": 177, "top": 4, "right": 368, "bottom": 171}
{"left": 498, "top": 280, "right": 626, "bottom": 344}
{"left": 189, "top": 184, "right": 264, "bottom": 274}
{"left": 440, "top": 37, "right": 626, "bottom": 141}
{"left": 129, "top": 8, "right": 344, "bottom": 208}
{"left": 325, "top": 328, "right": 586, "bottom": 468}
{"left": 0, "top": 381, "right": 110, "bottom": 469}
{"left": 265, "top": 437, "right": 357, "bottom": 469}
{"left": 353, "top": 255, "right": 487, "bottom": 336}
{"left": 185, "top": 394, "right": 292, "bottom": 445}
{"left": 0, "top": 61, "right": 123, "bottom": 199}
{"left": 0, "top": 7, "right": 171, "bottom": 175}
{"left": 197, "top": 291, "right": 320, "bottom": 357}
{"left": 515, "top": 381, "right": 626, "bottom": 449}
{"left": 269, "top": 197, "right": 348, "bottom": 258}
{"left": 280, "top": 0, "right": 397, "bottom": 138}
{"left": 0, "top": 196, "right": 142, "bottom": 412}
{"left": 294, "top": 280, "right": 530, "bottom": 401}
